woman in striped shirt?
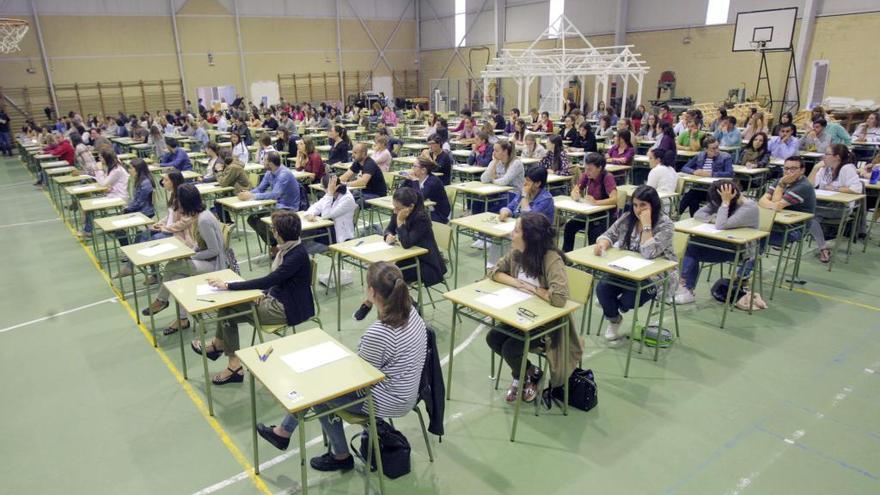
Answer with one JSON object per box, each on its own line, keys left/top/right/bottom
{"left": 256, "top": 261, "right": 428, "bottom": 472}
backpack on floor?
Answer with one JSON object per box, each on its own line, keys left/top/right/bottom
{"left": 541, "top": 368, "right": 598, "bottom": 412}
{"left": 711, "top": 278, "right": 747, "bottom": 304}
{"left": 350, "top": 418, "right": 411, "bottom": 479}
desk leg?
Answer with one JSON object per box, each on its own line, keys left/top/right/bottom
{"left": 827, "top": 205, "right": 847, "bottom": 272}
{"left": 250, "top": 373, "right": 260, "bottom": 475}
{"left": 510, "top": 332, "right": 531, "bottom": 442}
{"left": 864, "top": 193, "right": 880, "bottom": 253}
{"left": 453, "top": 225, "right": 460, "bottom": 289}
{"left": 199, "top": 319, "right": 214, "bottom": 416}
{"left": 585, "top": 275, "right": 596, "bottom": 336}
{"left": 298, "top": 412, "right": 308, "bottom": 495}
{"left": 130, "top": 267, "right": 141, "bottom": 325}
{"left": 791, "top": 225, "right": 805, "bottom": 289}
{"left": 335, "top": 251, "right": 342, "bottom": 332}
{"left": 177, "top": 300, "right": 188, "bottom": 379}
{"left": 720, "top": 249, "right": 742, "bottom": 329}
{"left": 770, "top": 228, "right": 790, "bottom": 300}
{"left": 241, "top": 211, "right": 254, "bottom": 272}
{"left": 624, "top": 284, "right": 643, "bottom": 378}
{"left": 654, "top": 278, "right": 669, "bottom": 362}
{"left": 415, "top": 260, "right": 423, "bottom": 313}
{"left": 366, "top": 392, "right": 385, "bottom": 495}
{"left": 446, "top": 302, "right": 459, "bottom": 400}
{"left": 562, "top": 322, "right": 569, "bottom": 416}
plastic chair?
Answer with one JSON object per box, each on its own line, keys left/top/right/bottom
{"left": 564, "top": 266, "right": 594, "bottom": 335}
{"left": 445, "top": 186, "right": 458, "bottom": 219}
{"left": 251, "top": 259, "right": 323, "bottom": 345}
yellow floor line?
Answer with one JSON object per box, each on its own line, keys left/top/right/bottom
{"left": 35, "top": 170, "right": 272, "bottom": 495}
{"left": 792, "top": 286, "right": 880, "bottom": 313}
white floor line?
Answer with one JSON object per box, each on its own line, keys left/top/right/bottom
{"left": 0, "top": 296, "right": 117, "bottom": 334}
{"left": 191, "top": 323, "right": 490, "bottom": 495}
{"left": 0, "top": 180, "right": 33, "bottom": 189}
{"left": 0, "top": 217, "right": 60, "bottom": 229}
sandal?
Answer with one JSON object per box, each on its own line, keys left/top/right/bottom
{"left": 190, "top": 339, "right": 223, "bottom": 361}
{"left": 212, "top": 367, "right": 244, "bottom": 385}
{"left": 818, "top": 248, "right": 831, "bottom": 264}
{"left": 162, "top": 319, "right": 191, "bottom": 336}
{"left": 522, "top": 366, "right": 543, "bottom": 403}
{"left": 505, "top": 382, "right": 519, "bottom": 403}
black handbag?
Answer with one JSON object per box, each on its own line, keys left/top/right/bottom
{"left": 349, "top": 419, "right": 411, "bottom": 479}
{"left": 541, "top": 368, "right": 598, "bottom": 412}
{"left": 711, "top": 277, "right": 747, "bottom": 304}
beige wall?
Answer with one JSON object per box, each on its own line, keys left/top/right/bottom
{"left": 420, "top": 11, "right": 880, "bottom": 112}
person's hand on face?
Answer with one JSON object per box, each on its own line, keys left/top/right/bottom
{"left": 718, "top": 183, "right": 736, "bottom": 205}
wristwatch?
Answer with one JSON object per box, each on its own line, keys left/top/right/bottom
{"left": 641, "top": 226, "right": 652, "bottom": 232}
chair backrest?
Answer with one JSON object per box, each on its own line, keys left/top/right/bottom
{"left": 432, "top": 221, "right": 453, "bottom": 263}
{"left": 564, "top": 266, "right": 593, "bottom": 307}
{"left": 383, "top": 171, "right": 394, "bottom": 190}
{"left": 352, "top": 205, "right": 360, "bottom": 234}
{"left": 758, "top": 205, "right": 776, "bottom": 233}
{"left": 248, "top": 172, "right": 260, "bottom": 188}
{"left": 673, "top": 231, "right": 689, "bottom": 260}
{"left": 616, "top": 187, "right": 628, "bottom": 211}
{"left": 444, "top": 185, "right": 457, "bottom": 217}
{"left": 221, "top": 222, "right": 233, "bottom": 249}
{"left": 675, "top": 176, "right": 686, "bottom": 195}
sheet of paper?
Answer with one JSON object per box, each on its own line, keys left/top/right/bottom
{"left": 691, "top": 223, "right": 725, "bottom": 234}
{"left": 354, "top": 242, "right": 394, "bottom": 254}
{"left": 91, "top": 197, "right": 119, "bottom": 206}
{"left": 696, "top": 177, "right": 719, "bottom": 184}
{"left": 136, "top": 243, "right": 177, "bottom": 257}
{"left": 556, "top": 199, "right": 599, "bottom": 213}
{"left": 70, "top": 185, "right": 96, "bottom": 193}
{"left": 813, "top": 189, "right": 837, "bottom": 197}
{"left": 608, "top": 255, "right": 654, "bottom": 272}
{"left": 112, "top": 216, "right": 144, "bottom": 228}
{"left": 235, "top": 200, "right": 264, "bottom": 208}
{"left": 196, "top": 284, "right": 221, "bottom": 296}
{"left": 476, "top": 287, "right": 533, "bottom": 310}
{"left": 281, "top": 341, "right": 350, "bottom": 373}
{"left": 492, "top": 220, "right": 517, "bottom": 233}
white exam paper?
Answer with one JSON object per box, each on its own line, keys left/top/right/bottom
{"left": 235, "top": 200, "right": 264, "bottom": 208}
{"left": 112, "top": 216, "right": 143, "bottom": 228}
{"left": 476, "top": 287, "right": 532, "bottom": 310}
{"left": 608, "top": 255, "right": 654, "bottom": 272}
{"left": 493, "top": 220, "right": 516, "bottom": 233}
{"left": 91, "top": 198, "right": 118, "bottom": 206}
{"left": 813, "top": 189, "right": 837, "bottom": 197}
{"left": 196, "top": 284, "right": 221, "bottom": 296}
{"left": 692, "top": 223, "right": 725, "bottom": 234}
{"left": 281, "top": 341, "right": 350, "bottom": 373}
{"left": 354, "top": 242, "right": 394, "bottom": 254}
{"left": 136, "top": 243, "right": 176, "bottom": 257}
{"left": 70, "top": 185, "right": 96, "bottom": 192}
{"left": 556, "top": 199, "right": 599, "bottom": 213}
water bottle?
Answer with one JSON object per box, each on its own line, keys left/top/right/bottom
{"left": 871, "top": 168, "right": 880, "bottom": 185}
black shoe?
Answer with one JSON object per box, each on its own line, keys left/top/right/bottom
{"left": 309, "top": 452, "right": 354, "bottom": 472}
{"left": 142, "top": 299, "right": 169, "bottom": 316}
{"left": 257, "top": 423, "right": 290, "bottom": 451}
{"left": 352, "top": 303, "right": 371, "bottom": 321}
{"left": 211, "top": 367, "right": 244, "bottom": 385}
{"left": 190, "top": 339, "right": 222, "bottom": 360}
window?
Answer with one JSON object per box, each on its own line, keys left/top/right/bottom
{"left": 455, "top": 0, "right": 466, "bottom": 46}
{"left": 705, "top": 0, "right": 730, "bottom": 25}
{"left": 548, "top": 0, "right": 565, "bottom": 38}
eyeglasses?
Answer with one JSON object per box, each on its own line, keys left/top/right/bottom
{"left": 517, "top": 307, "right": 537, "bottom": 320}
{"left": 783, "top": 166, "right": 801, "bottom": 172}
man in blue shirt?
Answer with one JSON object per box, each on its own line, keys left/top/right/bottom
{"left": 498, "top": 165, "right": 555, "bottom": 222}
{"left": 240, "top": 152, "right": 301, "bottom": 249}
{"left": 713, "top": 116, "right": 742, "bottom": 148}
{"left": 160, "top": 137, "right": 193, "bottom": 171}
{"left": 768, "top": 124, "right": 800, "bottom": 160}
{"left": 679, "top": 136, "right": 734, "bottom": 217}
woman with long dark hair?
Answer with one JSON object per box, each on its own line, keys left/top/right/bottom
{"left": 538, "top": 134, "right": 571, "bottom": 175}
{"left": 740, "top": 131, "right": 770, "bottom": 169}
{"left": 594, "top": 185, "right": 677, "bottom": 341}
{"left": 808, "top": 144, "right": 864, "bottom": 263}
{"left": 485, "top": 212, "right": 583, "bottom": 403}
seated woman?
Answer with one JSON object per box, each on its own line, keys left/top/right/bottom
{"left": 256, "top": 261, "right": 426, "bottom": 472}
{"left": 562, "top": 152, "right": 618, "bottom": 252}
{"left": 115, "top": 157, "right": 155, "bottom": 249}
{"left": 594, "top": 185, "right": 677, "bottom": 341}
{"left": 77, "top": 148, "right": 130, "bottom": 238}
{"left": 195, "top": 210, "right": 315, "bottom": 384}
{"left": 571, "top": 121, "right": 597, "bottom": 153}
{"left": 520, "top": 133, "right": 547, "bottom": 160}
{"left": 353, "top": 187, "right": 447, "bottom": 321}
{"left": 595, "top": 115, "right": 614, "bottom": 141}
{"left": 294, "top": 136, "right": 326, "bottom": 183}
{"left": 606, "top": 129, "right": 635, "bottom": 165}
{"left": 510, "top": 118, "right": 527, "bottom": 145}
{"left": 403, "top": 156, "right": 451, "bottom": 223}
{"left": 538, "top": 135, "right": 571, "bottom": 175}
{"left": 645, "top": 148, "right": 678, "bottom": 197}
{"left": 808, "top": 144, "right": 864, "bottom": 263}
{"left": 740, "top": 131, "right": 770, "bottom": 169}
{"left": 372, "top": 134, "right": 392, "bottom": 172}
{"left": 485, "top": 212, "right": 583, "bottom": 402}
{"left": 142, "top": 184, "right": 228, "bottom": 335}
{"left": 466, "top": 131, "right": 493, "bottom": 167}
{"left": 200, "top": 142, "right": 223, "bottom": 182}
{"left": 305, "top": 174, "right": 357, "bottom": 248}
{"left": 674, "top": 180, "right": 759, "bottom": 305}
{"left": 558, "top": 115, "right": 578, "bottom": 142}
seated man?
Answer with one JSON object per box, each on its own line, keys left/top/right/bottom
{"left": 800, "top": 118, "right": 832, "bottom": 153}
{"left": 160, "top": 137, "right": 193, "bottom": 171}
{"left": 241, "top": 152, "right": 300, "bottom": 250}
{"left": 678, "top": 136, "right": 733, "bottom": 217}
{"left": 768, "top": 123, "right": 800, "bottom": 160}
{"left": 403, "top": 156, "right": 451, "bottom": 224}
{"left": 340, "top": 142, "right": 387, "bottom": 201}
{"left": 757, "top": 156, "right": 816, "bottom": 246}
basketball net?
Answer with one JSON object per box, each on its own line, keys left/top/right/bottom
{"left": 0, "top": 18, "right": 29, "bottom": 54}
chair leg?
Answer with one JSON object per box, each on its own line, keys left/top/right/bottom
{"left": 413, "top": 406, "right": 434, "bottom": 462}
{"left": 493, "top": 351, "right": 503, "bottom": 390}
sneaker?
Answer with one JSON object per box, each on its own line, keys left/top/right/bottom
{"left": 674, "top": 289, "right": 696, "bottom": 305}
{"left": 352, "top": 303, "right": 371, "bottom": 321}
{"left": 470, "top": 239, "right": 487, "bottom": 249}
{"left": 256, "top": 423, "right": 289, "bottom": 451}
{"left": 115, "top": 263, "right": 133, "bottom": 278}
{"left": 310, "top": 452, "right": 354, "bottom": 472}
{"left": 604, "top": 318, "right": 622, "bottom": 341}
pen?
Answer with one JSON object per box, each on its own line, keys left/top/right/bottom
{"left": 474, "top": 288, "right": 490, "bottom": 294}
{"left": 148, "top": 243, "right": 159, "bottom": 247}
{"left": 197, "top": 298, "right": 215, "bottom": 303}
{"left": 261, "top": 347, "right": 274, "bottom": 361}
{"left": 355, "top": 240, "right": 364, "bottom": 246}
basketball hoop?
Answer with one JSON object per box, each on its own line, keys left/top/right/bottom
{"left": 0, "top": 18, "right": 29, "bottom": 54}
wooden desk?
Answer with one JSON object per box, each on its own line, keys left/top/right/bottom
{"left": 448, "top": 181, "right": 512, "bottom": 218}
{"left": 120, "top": 237, "right": 196, "bottom": 345}
{"left": 546, "top": 173, "right": 574, "bottom": 195}
{"left": 452, "top": 164, "right": 486, "bottom": 182}
{"left": 451, "top": 149, "right": 471, "bottom": 163}
{"left": 365, "top": 194, "right": 436, "bottom": 229}
{"left": 93, "top": 212, "right": 154, "bottom": 278}
{"left": 216, "top": 197, "right": 277, "bottom": 270}
{"left": 567, "top": 246, "right": 678, "bottom": 377}
{"left": 768, "top": 210, "right": 814, "bottom": 299}
{"left": 236, "top": 329, "right": 386, "bottom": 494}
{"left": 329, "top": 235, "right": 427, "bottom": 332}
{"left": 675, "top": 218, "right": 769, "bottom": 328}
{"left": 443, "top": 279, "right": 579, "bottom": 441}
{"left": 552, "top": 196, "right": 616, "bottom": 249}
{"left": 449, "top": 212, "right": 517, "bottom": 286}
{"left": 733, "top": 165, "right": 770, "bottom": 197}
{"left": 260, "top": 211, "right": 334, "bottom": 250}
{"left": 164, "top": 269, "right": 264, "bottom": 415}
{"left": 813, "top": 189, "right": 866, "bottom": 271}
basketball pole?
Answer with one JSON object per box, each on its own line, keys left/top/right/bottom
{"left": 30, "top": 0, "right": 59, "bottom": 119}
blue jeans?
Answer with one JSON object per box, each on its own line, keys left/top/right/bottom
{"left": 596, "top": 277, "right": 655, "bottom": 320}
{"left": 280, "top": 390, "right": 365, "bottom": 456}
{"left": 681, "top": 241, "right": 754, "bottom": 290}
{"left": 0, "top": 131, "right": 11, "bottom": 155}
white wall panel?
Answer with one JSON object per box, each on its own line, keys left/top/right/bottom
{"left": 505, "top": 1, "right": 550, "bottom": 42}
{"left": 565, "top": 0, "right": 617, "bottom": 36}
{"left": 420, "top": 18, "right": 454, "bottom": 50}
{"left": 627, "top": 0, "right": 708, "bottom": 31}
{"left": 466, "top": 6, "right": 496, "bottom": 46}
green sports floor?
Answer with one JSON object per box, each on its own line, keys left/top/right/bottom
{"left": 1, "top": 154, "right": 878, "bottom": 495}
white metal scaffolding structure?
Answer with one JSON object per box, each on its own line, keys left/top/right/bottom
{"left": 480, "top": 14, "right": 650, "bottom": 117}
